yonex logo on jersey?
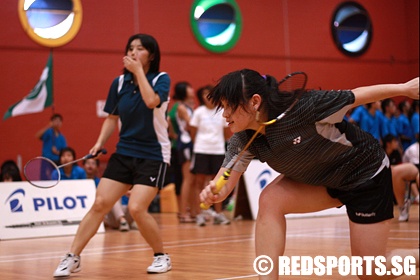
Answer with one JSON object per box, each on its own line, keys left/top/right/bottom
{"left": 150, "top": 177, "right": 156, "bottom": 182}
{"left": 5, "top": 189, "right": 25, "bottom": 212}
{"left": 293, "top": 136, "right": 301, "bottom": 144}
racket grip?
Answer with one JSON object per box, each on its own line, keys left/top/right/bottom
{"left": 86, "top": 149, "right": 107, "bottom": 159}
{"left": 200, "top": 170, "right": 231, "bottom": 210}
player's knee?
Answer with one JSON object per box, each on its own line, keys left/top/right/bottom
{"left": 128, "top": 203, "right": 147, "bottom": 218}
{"left": 91, "top": 196, "right": 112, "bottom": 214}
{"left": 258, "top": 188, "right": 286, "bottom": 215}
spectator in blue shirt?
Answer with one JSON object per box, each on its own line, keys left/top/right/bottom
{"left": 35, "top": 114, "right": 67, "bottom": 180}
{"left": 397, "top": 100, "right": 415, "bottom": 150}
{"left": 410, "top": 100, "right": 419, "bottom": 141}
{"left": 380, "top": 98, "right": 399, "bottom": 139}
{"left": 51, "top": 147, "right": 86, "bottom": 180}
{"left": 349, "top": 102, "right": 384, "bottom": 143}
{"left": 35, "top": 114, "right": 67, "bottom": 164}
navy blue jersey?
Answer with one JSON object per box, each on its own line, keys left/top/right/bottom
{"left": 104, "top": 72, "right": 171, "bottom": 164}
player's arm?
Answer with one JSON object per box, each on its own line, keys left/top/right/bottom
{"left": 90, "top": 114, "right": 119, "bottom": 155}
{"left": 351, "top": 77, "right": 419, "bottom": 108}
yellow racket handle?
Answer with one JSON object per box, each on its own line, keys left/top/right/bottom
{"left": 200, "top": 170, "right": 231, "bottom": 210}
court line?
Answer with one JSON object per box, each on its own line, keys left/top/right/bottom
{"left": 0, "top": 226, "right": 417, "bottom": 263}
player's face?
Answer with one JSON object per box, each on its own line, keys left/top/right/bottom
{"left": 221, "top": 100, "right": 256, "bottom": 133}
{"left": 127, "top": 39, "right": 152, "bottom": 68}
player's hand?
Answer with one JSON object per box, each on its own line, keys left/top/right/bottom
{"left": 89, "top": 143, "right": 103, "bottom": 158}
{"left": 123, "top": 56, "right": 143, "bottom": 75}
{"left": 200, "top": 181, "right": 221, "bottom": 207}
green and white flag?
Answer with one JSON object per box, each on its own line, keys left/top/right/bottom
{"left": 3, "top": 54, "right": 53, "bottom": 120}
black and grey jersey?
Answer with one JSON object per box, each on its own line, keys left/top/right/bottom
{"left": 223, "top": 89, "right": 387, "bottom": 191}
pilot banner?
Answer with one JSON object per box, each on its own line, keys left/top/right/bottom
{"left": 0, "top": 179, "right": 105, "bottom": 240}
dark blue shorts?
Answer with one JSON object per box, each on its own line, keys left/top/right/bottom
{"left": 177, "top": 141, "right": 193, "bottom": 164}
{"left": 102, "top": 153, "right": 167, "bottom": 189}
{"left": 327, "top": 166, "right": 394, "bottom": 224}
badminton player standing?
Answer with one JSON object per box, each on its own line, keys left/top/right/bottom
{"left": 54, "top": 34, "right": 171, "bottom": 277}
{"left": 200, "top": 69, "right": 419, "bottom": 279}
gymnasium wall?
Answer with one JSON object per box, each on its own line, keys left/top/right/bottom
{"left": 0, "top": 0, "right": 418, "bottom": 169}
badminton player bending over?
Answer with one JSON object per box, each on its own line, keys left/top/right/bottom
{"left": 53, "top": 34, "right": 172, "bottom": 277}
{"left": 200, "top": 69, "right": 419, "bottom": 280}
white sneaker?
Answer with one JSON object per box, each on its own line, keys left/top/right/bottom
{"left": 213, "top": 213, "right": 230, "bottom": 225}
{"left": 119, "top": 221, "right": 130, "bottom": 232}
{"left": 147, "top": 254, "right": 172, "bottom": 273}
{"left": 53, "top": 253, "right": 81, "bottom": 277}
{"left": 196, "top": 214, "right": 206, "bottom": 227}
{"left": 202, "top": 208, "right": 217, "bottom": 221}
{"left": 398, "top": 199, "right": 411, "bottom": 222}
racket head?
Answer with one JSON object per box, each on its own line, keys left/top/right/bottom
{"left": 278, "top": 71, "right": 308, "bottom": 93}
{"left": 261, "top": 71, "right": 308, "bottom": 126}
{"left": 24, "top": 157, "right": 60, "bottom": 188}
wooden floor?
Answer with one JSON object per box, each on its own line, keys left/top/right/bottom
{"left": 0, "top": 205, "right": 418, "bottom": 280}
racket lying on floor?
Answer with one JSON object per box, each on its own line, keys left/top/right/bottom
{"left": 200, "top": 71, "right": 307, "bottom": 209}
{"left": 24, "top": 149, "right": 107, "bottom": 188}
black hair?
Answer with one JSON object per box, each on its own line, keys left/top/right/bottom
{"left": 381, "top": 98, "right": 394, "bottom": 113}
{"left": 59, "top": 147, "right": 77, "bottom": 165}
{"left": 123, "top": 34, "right": 161, "bottom": 74}
{"left": 197, "top": 85, "right": 213, "bottom": 106}
{"left": 0, "top": 160, "right": 22, "bottom": 182}
{"left": 398, "top": 100, "right": 409, "bottom": 113}
{"left": 382, "top": 134, "right": 398, "bottom": 150}
{"left": 209, "top": 69, "right": 297, "bottom": 120}
{"left": 1, "top": 167, "right": 22, "bottom": 182}
{"left": 172, "top": 81, "right": 191, "bottom": 101}
{"left": 83, "top": 158, "right": 100, "bottom": 167}
{"left": 409, "top": 100, "right": 419, "bottom": 120}
{"left": 50, "top": 113, "right": 63, "bottom": 121}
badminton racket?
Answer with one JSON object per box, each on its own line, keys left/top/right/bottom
{"left": 200, "top": 71, "right": 307, "bottom": 209}
{"left": 24, "top": 149, "right": 107, "bottom": 189}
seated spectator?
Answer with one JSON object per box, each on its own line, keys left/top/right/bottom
{"left": 51, "top": 147, "right": 86, "bottom": 180}
{"left": 402, "top": 141, "right": 420, "bottom": 204}
{"left": 382, "top": 134, "right": 402, "bottom": 165}
{"left": 1, "top": 160, "right": 22, "bottom": 182}
{"left": 383, "top": 136, "right": 419, "bottom": 222}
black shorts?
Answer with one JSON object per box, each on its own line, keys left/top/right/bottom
{"left": 102, "top": 153, "right": 167, "bottom": 189}
{"left": 191, "top": 153, "right": 224, "bottom": 175}
{"left": 327, "top": 166, "right": 394, "bottom": 224}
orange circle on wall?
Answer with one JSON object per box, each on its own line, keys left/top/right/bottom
{"left": 18, "top": 0, "right": 83, "bottom": 48}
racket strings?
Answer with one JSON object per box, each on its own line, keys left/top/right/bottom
{"left": 278, "top": 72, "right": 308, "bottom": 92}
{"left": 24, "top": 157, "right": 60, "bottom": 188}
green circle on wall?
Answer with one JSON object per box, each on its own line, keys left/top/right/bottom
{"left": 190, "top": 0, "right": 243, "bottom": 53}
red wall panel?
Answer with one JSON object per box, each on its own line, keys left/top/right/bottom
{"left": 0, "top": 0, "right": 418, "bottom": 171}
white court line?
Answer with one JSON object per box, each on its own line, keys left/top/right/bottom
{"left": 0, "top": 226, "right": 417, "bottom": 264}
{"left": 0, "top": 237, "right": 254, "bottom": 263}
{"left": 0, "top": 234, "right": 253, "bottom": 259}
